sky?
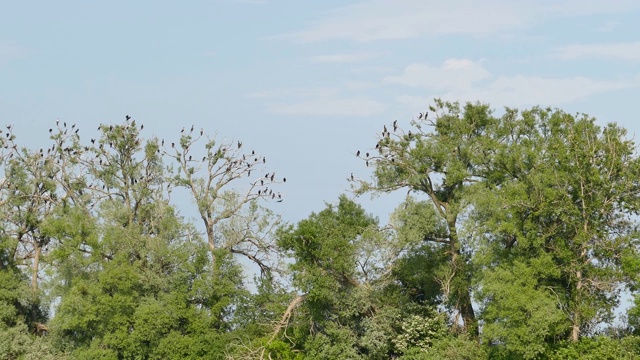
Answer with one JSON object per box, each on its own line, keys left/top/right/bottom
{"left": 1, "top": 0, "right": 640, "bottom": 225}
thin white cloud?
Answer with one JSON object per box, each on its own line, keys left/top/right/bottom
{"left": 266, "top": 96, "right": 386, "bottom": 116}
{"left": 0, "top": 42, "right": 32, "bottom": 66}
{"left": 308, "top": 52, "right": 381, "bottom": 64}
{"left": 384, "top": 59, "right": 490, "bottom": 90}
{"left": 553, "top": 42, "right": 640, "bottom": 61}
{"left": 388, "top": 59, "right": 638, "bottom": 109}
{"left": 249, "top": 85, "right": 386, "bottom": 116}
{"left": 275, "top": 0, "right": 640, "bottom": 43}
{"left": 247, "top": 87, "right": 340, "bottom": 99}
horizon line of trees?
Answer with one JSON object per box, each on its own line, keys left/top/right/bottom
{"left": 2, "top": 99, "right": 640, "bottom": 359}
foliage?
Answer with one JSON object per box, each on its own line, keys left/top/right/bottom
{"left": 1, "top": 102, "right": 640, "bottom": 358}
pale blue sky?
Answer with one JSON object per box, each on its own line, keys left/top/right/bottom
{"left": 2, "top": 0, "right": 640, "bottom": 223}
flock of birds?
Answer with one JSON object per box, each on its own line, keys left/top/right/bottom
{"left": 2, "top": 115, "right": 287, "bottom": 203}
{"left": 349, "top": 111, "right": 429, "bottom": 182}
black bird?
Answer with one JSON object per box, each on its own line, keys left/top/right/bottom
{"left": 238, "top": 141, "right": 242, "bottom": 149}
{"left": 418, "top": 112, "right": 423, "bottom": 120}
{"left": 190, "top": 125, "right": 194, "bottom": 132}
{"left": 162, "top": 139, "right": 165, "bottom": 146}
{"left": 126, "top": 115, "right": 131, "bottom": 121}
{"left": 356, "top": 150, "right": 360, "bottom": 157}
{"left": 49, "top": 128, "right": 52, "bottom": 133}
{"left": 91, "top": 139, "right": 95, "bottom": 144}
{"left": 261, "top": 179, "right": 264, "bottom": 185}
{"left": 251, "top": 150, "right": 255, "bottom": 155}
{"left": 366, "top": 152, "right": 369, "bottom": 157}
{"left": 171, "top": 143, "right": 175, "bottom": 148}
{"left": 72, "top": 124, "right": 76, "bottom": 129}
{"left": 200, "top": 129, "right": 203, "bottom": 136}
{"left": 393, "top": 120, "right": 398, "bottom": 131}
{"left": 181, "top": 127, "right": 185, "bottom": 133}
{"left": 75, "top": 129, "right": 79, "bottom": 134}
{"left": 283, "top": 177, "right": 286, "bottom": 182}
{"left": 270, "top": 174, "right": 274, "bottom": 181}
{"left": 263, "top": 157, "right": 265, "bottom": 164}
{"left": 383, "top": 125, "right": 387, "bottom": 133}
{"left": 350, "top": 173, "right": 354, "bottom": 181}
{"left": 64, "top": 122, "right": 67, "bottom": 127}
{"left": 366, "top": 160, "right": 369, "bottom": 167}
{"left": 140, "top": 124, "right": 144, "bottom": 130}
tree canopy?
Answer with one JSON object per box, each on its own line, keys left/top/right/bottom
{"left": 2, "top": 101, "right": 640, "bottom": 359}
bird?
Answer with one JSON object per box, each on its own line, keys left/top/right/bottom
{"left": 383, "top": 125, "right": 387, "bottom": 133}
{"left": 356, "top": 150, "right": 360, "bottom": 157}
{"left": 126, "top": 115, "right": 131, "bottom": 121}
{"left": 366, "top": 152, "right": 369, "bottom": 157}
{"left": 49, "top": 129, "right": 52, "bottom": 133}
{"left": 181, "top": 127, "right": 185, "bottom": 133}
{"left": 200, "top": 129, "right": 203, "bottom": 136}
{"left": 418, "top": 112, "right": 423, "bottom": 120}
{"left": 162, "top": 139, "right": 165, "bottom": 146}
{"left": 393, "top": 120, "right": 398, "bottom": 131}
{"left": 140, "top": 124, "right": 144, "bottom": 130}
{"left": 190, "top": 125, "right": 194, "bottom": 132}
{"left": 350, "top": 173, "right": 354, "bottom": 181}
{"left": 171, "top": 143, "right": 175, "bottom": 148}
{"left": 263, "top": 157, "right": 266, "bottom": 164}
{"left": 283, "top": 177, "right": 286, "bottom": 182}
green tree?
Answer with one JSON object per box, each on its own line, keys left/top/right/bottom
{"left": 356, "top": 100, "right": 500, "bottom": 336}
{"left": 474, "top": 108, "right": 640, "bottom": 346}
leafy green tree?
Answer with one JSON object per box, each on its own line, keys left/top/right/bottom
{"left": 356, "top": 100, "right": 501, "bottom": 336}
{"left": 473, "top": 107, "right": 640, "bottom": 346}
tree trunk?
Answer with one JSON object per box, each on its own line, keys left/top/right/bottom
{"left": 571, "top": 267, "right": 582, "bottom": 342}
{"left": 448, "top": 218, "right": 478, "bottom": 336}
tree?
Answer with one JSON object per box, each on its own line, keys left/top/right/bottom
{"left": 473, "top": 107, "right": 640, "bottom": 344}
{"left": 355, "top": 100, "right": 499, "bottom": 336}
